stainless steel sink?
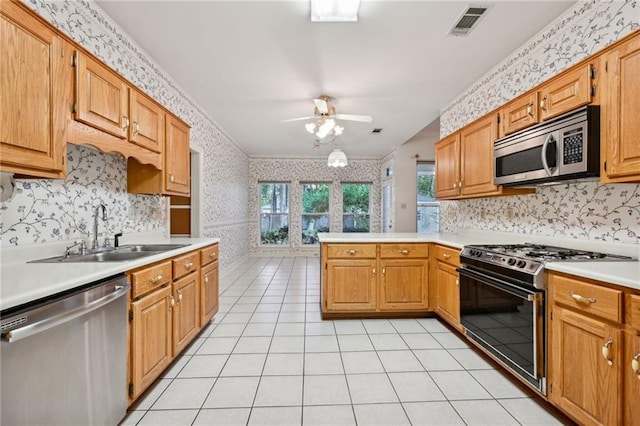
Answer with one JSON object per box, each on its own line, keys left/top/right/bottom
{"left": 29, "top": 244, "right": 189, "bottom": 263}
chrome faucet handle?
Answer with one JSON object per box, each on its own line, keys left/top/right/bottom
{"left": 65, "top": 240, "right": 87, "bottom": 257}
{"left": 114, "top": 232, "right": 123, "bottom": 248}
{"left": 103, "top": 236, "right": 112, "bottom": 248}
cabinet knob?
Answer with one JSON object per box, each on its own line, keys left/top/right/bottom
{"left": 443, "top": 253, "right": 451, "bottom": 259}
{"left": 170, "top": 174, "right": 175, "bottom": 183}
{"left": 347, "top": 249, "right": 356, "bottom": 255}
{"left": 399, "top": 249, "right": 409, "bottom": 255}
{"left": 209, "top": 253, "right": 216, "bottom": 258}
{"left": 453, "top": 182, "right": 457, "bottom": 189}
{"left": 632, "top": 353, "right": 640, "bottom": 378}
{"left": 205, "top": 276, "right": 209, "bottom": 283}
{"left": 602, "top": 338, "right": 614, "bottom": 366}
{"left": 185, "top": 262, "right": 194, "bottom": 269}
{"left": 570, "top": 292, "right": 596, "bottom": 304}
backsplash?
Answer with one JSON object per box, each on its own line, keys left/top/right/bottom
{"left": 440, "top": 181, "right": 640, "bottom": 244}
{"left": 1, "top": 145, "right": 164, "bottom": 245}
{"left": 249, "top": 158, "right": 382, "bottom": 255}
{"left": 1, "top": 0, "right": 251, "bottom": 268}
{"left": 439, "top": 0, "right": 640, "bottom": 245}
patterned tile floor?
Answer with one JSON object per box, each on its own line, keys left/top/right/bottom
{"left": 121, "top": 257, "right": 564, "bottom": 426}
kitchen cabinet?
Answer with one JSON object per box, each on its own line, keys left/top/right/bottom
{"left": 200, "top": 244, "right": 219, "bottom": 326}
{"left": 129, "top": 88, "right": 164, "bottom": 153}
{"left": 129, "top": 261, "right": 173, "bottom": 401}
{"left": 624, "top": 331, "right": 640, "bottom": 425}
{"left": 498, "top": 63, "right": 596, "bottom": 138}
{"left": 322, "top": 243, "right": 429, "bottom": 316}
{"left": 0, "top": 1, "right": 70, "bottom": 178}
{"left": 434, "top": 115, "right": 533, "bottom": 200}
{"left": 127, "top": 113, "right": 191, "bottom": 196}
{"left": 433, "top": 245, "right": 462, "bottom": 331}
{"left": 171, "top": 251, "right": 200, "bottom": 355}
{"left": 601, "top": 31, "right": 640, "bottom": 183}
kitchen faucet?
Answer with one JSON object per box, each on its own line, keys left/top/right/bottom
{"left": 92, "top": 203, "right": 107, "bottom": 250}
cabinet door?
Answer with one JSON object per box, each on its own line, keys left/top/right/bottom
{"left": 625, "top": 332, "right": 640, "bottom": 425}
{"left": 75, "top": 51, "right": 128, "bottom": 138}
{"left": 200, "top": 261, "right": 219, "bottom": 327}
{"left": 602, "top": 34, "right": 640, "bottom": 180}
{"left": 435, "top": 261, "right": 460, "bottom": 328}
{"left": 129, "top": 89, "right": 164, "bottom": 153}
{"left": 325, "top": 259, "right": 377, "bottom": 312}
{"left": 460, "top": 115, "right": 499, "bottom": 196}
{"left": 379, "top": 259, "right": 428, "bottom": 311}
{"left": 550, "top": 306, "right": 622, "bottom": 425}
{"left": 499, "top": 92, "right": 538, "bottom": 137}
{"left": 539, "top": 63, "right": 593, "bottom": 121}
{"left": 434, "top": 133, "right": 460, "bottom": 199}
{"left": 130, "top": 285, "right": 172, "bottom": 400}
{"left": 0, "top": 2, "right": 67, "bottom": 178}
{"left": 172, "top": 272, "right": 200, "bottom": 355}
{"left": 165, "top": 115, "right": 190, "bottom": 195}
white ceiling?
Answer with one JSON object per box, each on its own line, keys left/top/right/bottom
{"left": 97, "top": 0, "right": 575, "bottom": 159}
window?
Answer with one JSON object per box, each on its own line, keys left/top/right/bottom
{"left": 301, "top": 183, "right": 330, "bottom": 245}
{"left": 342, "top": 183, "right": 370, "bottom": 232}
{"left": 417, "top": 163, "right": 439, "bottom": 233}
{"left": 260, "top": 183, "right": 289, "bottom": 245}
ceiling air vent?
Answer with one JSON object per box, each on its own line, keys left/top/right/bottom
{"left": 448, "top": 5, "right": 489, "bottom": 37}
{"left": 371, "top": 128, "right": 383, "bottom": 134}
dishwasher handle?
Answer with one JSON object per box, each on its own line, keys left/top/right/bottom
{"left": 2, "top": 284, "right": 130, "bottom": 343}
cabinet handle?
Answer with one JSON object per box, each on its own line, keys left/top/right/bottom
{"left": 570, "top": 292, "right": 596, "bottom": 304}
{"left": 527, "top": 103, "right": 534, "bottom": 117}
{"left": 632, "top": 353, "right": 640, "bottom": 378}
{"left": 399, "top": 249, "right": 409, "bottom": 255}
{"left": 169, "top": 295, "right": 175, "bottom": 308}
{"left": 540, "top": 96, "right": 547, "bottom": 112}
{"left": 133, "top": 121, "right": 140, "bottom": 136}
{"left": 122, "top": 116, "right": 129, "bottom": 131}
{"left": 209, "top": 252, "right": 216, "bottom": 258}
{"left": 602, "top": 338, "right": 614, "bottom": 366}
{"left": 177, "top": 289, "right": 183, "bottom": 303}
{"left": 184, "top": 262, "right": 194, "bottom": 270}
{"left": 205, "top": 276, "right": 209, "bottom": 283}
{"left": 443, "top": 253, "right": 451, "bottom": 259}
{"left": 372, "top": 267, "right": 376, "bottom": 277}
{"left": 460, "top": 180, "right": 464, "bottom": 188}
{"left": 170, "top": 174, "right": 175, "bottom": 183}
{"left": 456, "top": 278, "right": 459, "bottom": 286}
{"left": 382, "top": 267, "right": 386, "bottom": 275}
{"left": 453, "top": 182, "right": 457, "bottom": 189}
{"left": 347, "top": 249, "right": 356, "bottom": 255}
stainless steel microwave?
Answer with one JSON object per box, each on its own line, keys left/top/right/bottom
{"left": 494, "top": 106, "right": 600, "bottom": 186}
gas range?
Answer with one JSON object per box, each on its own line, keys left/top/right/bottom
{"left": 459, "top": 243, "right": 635, "bottom": 289}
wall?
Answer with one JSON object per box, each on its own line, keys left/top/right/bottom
{"left": 0, "top": 0, "right": 250, "bottom": 270}
{"left": 249, "top": 158, "right": 381, "bottom": 256}
{"left": 439, "top": 0, "right": 640, "bottom": 245}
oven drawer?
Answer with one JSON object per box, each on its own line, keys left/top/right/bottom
{"left": 326, "top": 244, "right": 376, "bottom": 259}
{"left": 379, "top": 243, "right": 428, "bottom": 258}
{"left": 435, "top": 245, "right": 460, "bottom": 266}
{"left": 550, "top": 273, "right": 622, "bottom": 323}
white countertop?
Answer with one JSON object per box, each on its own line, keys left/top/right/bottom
{"left": 0, "top": 236, "right": 219, "bottom": 312}
{"left": 318, "top": 231, "right": 640, "bottom": 291}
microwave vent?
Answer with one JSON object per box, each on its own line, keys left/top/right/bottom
{"left": 448, "top": 5, "right": 489, "bottom": 37}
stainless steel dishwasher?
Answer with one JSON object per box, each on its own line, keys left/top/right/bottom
{"left": 1, "top": 274, "right": 130, "bottom": 426}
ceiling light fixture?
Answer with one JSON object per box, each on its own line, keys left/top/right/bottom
{"left": 327, "top": 148, "right": 348, "bottom": 167}
{"left": 311, "top": 0, "right": 361, "bottom": 22}
{"left": 305, "top": 116, "right": 344, "bottom": 139}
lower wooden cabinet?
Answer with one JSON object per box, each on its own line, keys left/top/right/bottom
{"left": 325, "top": 259, "right": 377, "bottom": 312}
{"left": 435, "top": 261, "right": 460, "bottom": 329}
{"left": 624, "top": 331, "right": 640, "bottom": 425}
{"left": 379, "top": 259, "right": 428, "bottom": 311}
{"left": 200, "top": 261, "right": 219, "bottom": 326}
{"left": 129, "top": 285, "right": 172, "bottom": 401}
{"left": 172, "top": 272, "right": 200, "bottom": 356}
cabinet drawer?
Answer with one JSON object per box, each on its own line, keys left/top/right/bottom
{"left": 630, "top": 295, "right": 640, "bottom": 331}
{"left": 435, "top": 245, "right": 460, "bottom": 266}
{"left": 379, "top": 243, "right": 428, "bottom": 258}
{"left": 131, "top": 261, "right": 172, "bottom": 299}
{"left": 173, "top": 251, "right": 200, "bottom": 280}
{"left": 200, "top": 244, "right": 219, "bottom": 266}
{"left": 326, "top": 244, "right": 376, "bottom": 259}
{"left": 551, "top": 274, "right": 622, "bottom": 323}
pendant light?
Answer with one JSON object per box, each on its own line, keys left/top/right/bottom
{"left": 327, "top": 148, "right": 348, "bottom": 167}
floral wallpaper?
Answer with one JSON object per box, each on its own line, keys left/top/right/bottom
{"left": 249, "top": 158, "right": 382, "bottom": 255}
{"left": 0, "top": 0, "right": 251, "bottom": 269}
{"left": 439, "top": 0, "right": 640, "bottom": 246}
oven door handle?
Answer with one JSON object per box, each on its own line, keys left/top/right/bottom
{"left": 456, "top": 267, "right": 541, "bottom": 301}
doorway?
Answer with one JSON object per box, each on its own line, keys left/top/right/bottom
{"left": 382, "top": 179, "right": 393, "bottom": 232}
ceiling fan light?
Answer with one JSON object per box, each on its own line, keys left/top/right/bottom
{"left": 311, "top": 0, "right": 360, "bottom": 22}
{"left": 305, "top": 122, "right": 316, "bottom": 133}
{"left": 327, "top": 148, "right": 348, "bottom": 167}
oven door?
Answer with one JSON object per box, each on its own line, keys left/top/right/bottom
{"left": 457, "top": 266, "right": 545, "bottom": 393}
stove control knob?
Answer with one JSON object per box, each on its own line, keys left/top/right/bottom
{"left": 516, "top": 260, "right": 527, "bottom": 268}
{"left": 507, "top": 258, "right": 517, "bottom": 266}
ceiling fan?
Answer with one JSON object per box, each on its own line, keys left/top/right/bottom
{"left": 281, "top": 95, "right": 373, "bottom": 140}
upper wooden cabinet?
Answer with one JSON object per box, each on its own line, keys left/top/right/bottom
{"left": 0, "top": 1, "right": 70, "bottom": 178}
{"left": 601, "top": 32, "right": 640, "bottom": 182}
{"left": 165, "top": 115, "right": 191, "bottom": 195}
{"left": 129, "top": 89, "right": 164, "bottom": 153}
{"left": 435, "top": 115, "right": 533, "bottom": 200}
{"left": 498, "top": 63, "right": 596, "bottom": 138}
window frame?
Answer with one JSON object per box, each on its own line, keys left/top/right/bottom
{"left": 300, "top": 182, "right": 331, "bottom": 245}
{"left": 416, "top": 162, "right": 440, "bottom": 233}
{"left": 341, "top": 182, "right": 372, "bottom": 233}
{"left": 259, "top": 182, "right": 290, "bottom": 246}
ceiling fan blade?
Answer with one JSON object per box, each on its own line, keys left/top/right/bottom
{"left": 313, "top": 98, "right": 329, "bottom": 114}
{"left": 280, "top": 116, "right": 316, "bottom": 123}
{"left": 335, "top": 113, "right": 373, "bottom": 123}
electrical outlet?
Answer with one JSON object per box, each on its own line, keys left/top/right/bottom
{"left": 506, "top": 207, "right": 514, "bottom": 220}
